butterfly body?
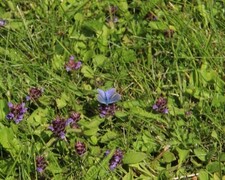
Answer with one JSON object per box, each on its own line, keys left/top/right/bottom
{"left": 97, "top": 88, "right": 121, "bottom": 105}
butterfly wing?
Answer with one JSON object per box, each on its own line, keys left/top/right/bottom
{"left": 97, "top": 89, "right": 107, "bottom": 104}
{"left": 106, "top": 88, "right": 121, "bottom": 104}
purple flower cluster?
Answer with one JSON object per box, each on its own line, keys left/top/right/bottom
{"left": 49, "top": 117, "right": 67, "bottom": 139}
{"left": 26, "top": 87, "right": 44, "bottom": 101}
{"left": 36, "top": 156, "right": 47, "bottom": 173}
{"left": 0, "top": 19, "right": 7, "bottom": 27}
{"left": 75, "top": 141, "right": 86, "bottom": 156}
{"left": 6, "top": 102, "right": 27, "bottom": 124}
{"left": 152, "top": 97, "right": 169, "bottom": 114}
{"left": 99, "top": 104, "right": 116, "bottom": 118}
{"left": 106, "top": 6, "right": 119, "bottom": 24}
{"left": 65, "top": 56, "right": 82, "bottom": 72}
{"left": 105, "top": 149, "right": 123, "bottom": 170}
{"left": 145, "top": 12, "right": 157, "bottom": 21}
{"left": 66, "top": 111, "right": 81, "bottom": 128}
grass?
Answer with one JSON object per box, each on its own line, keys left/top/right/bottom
{"left": 0, "top": 0, "right": 225, "bottom": 179}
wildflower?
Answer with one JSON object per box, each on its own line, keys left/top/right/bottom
{"left": 0, "top": 19, "right": 7, "bottom": 27}
{"left": 99, "top": 104, "right": 116, "bottom": 118}
{"left": 36, "top": 156, "right": 47, "bottom": 173}
{"left": 65, "top": 55, "right": 82, "bottom": 72}
{"left": 105, "top": 149, "right": 123, "bottom": 170}
{"left": 26, "top": 87, "right": 44, "bottom": 101}
{"left": 164, "top": 29, "right": 175, "bottom": 38}
{"left": 145, "top": 12, "right": 157, "bottom": 21}
{"left": 108, "top": 6, "right": 118, "bottom": 14}
{"left": 49, "top": 117, "right": 67, "bottom": 139}
{"left": 185, "top": 110, "right": 192, "bottom": 117}
{"left": 152, "top": 97, "right": 169, "bottom": 114}
{"left": 107, "top": 15, "right": 119, "bottom": 24}
{"left": 104, "top": 150, "right": 110, "bottom": 156}
{"left": 6, "top": 102, "right": 27, "bottom": 124}
{"left": 75, "top": 141, "right": 86, "bottom": 156}
{"left": 66, "top": 111, "right": 81, "bottom": 128}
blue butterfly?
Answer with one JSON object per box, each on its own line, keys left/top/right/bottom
{"left": 97, "top": 88, "right": 121, "bottom": 105}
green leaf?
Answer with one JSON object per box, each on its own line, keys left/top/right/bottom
{"left": 90, "top": 136, "right": 98, "bottom": 145}
{"left": 0, "top": 99, "right": 7, "bottom": 120}
{"left": 198, "top": 169, "right": 209, "bottom": 180}
{"left": 27, "top": 107, "right": 49, "bottom": 125}
{"left": 207, "top": 162, "right": 221, "bottom": 173}
{"left": 83, "top": 128, "right": 99, "bottom": 136}
{"left": 85, "top": 149, "right": 115, "bottom": 180}
{"left": 52, "top": 54, "right": 64, "bottom": 70}
{"left": 211, "top": 130, "right": 219, "bottom": 141}
{"left": 0, "top": 125, "right": 21, "bottom": 156}
{"left": 123, "top": 151, "right": 147, "bottom": 164}
{"left": 121, "top": 49, "right": 136, "bottom": 63}
{"left": 176, "top": 148, "right": 189, "bottom": 167}
{"left": 194, "top": 148, "right": 207, "bottom": 162}
{"left": 122, "top": 170, "right": 134, "bottom": 180}
{"left": 92, "top": 54, "right": 107, "bottom": 68}
{"left": 148, "top": 21, "right": 167, "bottom": 30}
{"left": 219, "top": 153, "right": 225, "bottom": 162}
{"left": 115, "top": 111, "right": 128, "bottom": 118}
{"left": 130, "top": 106, "right": 168, "bottom": 125}
{"left": 56, "top": 93, "right": 69, "bottom": 109}
{"left": 100, "top": 131, "right": 119, "bottom": 143}
{"left": 81, "top": 65, "right": 94, "bottom": 78}
{"left": 74, "top": 12, "right": 84, "bottom": 22}
{"left": 86, "top": 20, "right": 104, "bottom": 32}
{"left": 78, "top": 118, "right": 104, "bottom": 129}
{"left": 162, "top": 151, "right": 176, "bottom": 163}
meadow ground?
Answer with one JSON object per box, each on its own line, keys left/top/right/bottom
{"left": 0, "top": 0, "right": 225, "bottom": 179}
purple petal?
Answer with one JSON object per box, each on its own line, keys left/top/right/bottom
{"left": 74, "top": 61, "right": 82, "bottom": 69}
{"left": 48, "top": 126, "right": 54, "bottom": 131}
{"left": 114, "top": 156, "right": 121, "bottom": 163}
{"left": 26, "top": 96, "right": 31, "bottom": 101}
{"left": 6, "top": 113, "right": 14, "bottom": 119}
{"left": 37, "top": 167, "right": 44, "bottom": 173}
{"left": 69, "top": 56, "right": 75, "bottom": 61}
{"left": 8, "top": 102, "right": 13, "bottom": 108}
{"left": 15, "top": 118, "right": 23, "bottom": 124}
{"left": 59, "top": 132, "right": 66, "bottom": 139}
{"left": 109, "top": 162, "right": 117, "bottom": 170}
{"left": 152, "top": 104, "right": 158, "bottom": 110}
{"left": 66, "top": 66, "right": 71, "bottom": 72}
{"left": 163, "top": 108, "right": 169, "bottom": 114}
{"left": 104, "top": 150, "right": 110, "bottom": 156}
{"left": 66, "top": 118, "right": 74, "bottom": 126}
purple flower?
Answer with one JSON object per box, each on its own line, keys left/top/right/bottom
{"left": 6, "top": 102, "right": 27, "bottom": 124}
{"left": 65, "top": 56, "right": 82, "bottom": 72}
{"left": 0, "top": 19, "right": 7, "bottom": 27}
{"left": 66, "top": 111, "right": 81, "bottom": 128}
{"left": 145, "top": 12, "right": 157, "bottom": 21}
{"left": 152, "top": 97, "right": 169, "bottom": 114}
{"left": 36, "top": 156, "right": 47, "bottom": 173}
{"left": 104, "top": 150, "right": 110, "bottom": 156}
{"left": 26, "top": 87, "right": 44, "bottom": 101}
{"left": 75, "top": 141, "right": 86, "bottom": 156}
{"left": 49, "top": 117, "right": 67, "bottom": 139}
{"left": 107, "top": 16, "right": 119, "bottom": 24}
{"left": 108, "top": 6, "right": 118, "bottom": 14}
{"left": 99, "top": 104, "right": 116, "bottom": 118}
{"left": 108, "top": 149, "right": 123, "bottom": 170}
